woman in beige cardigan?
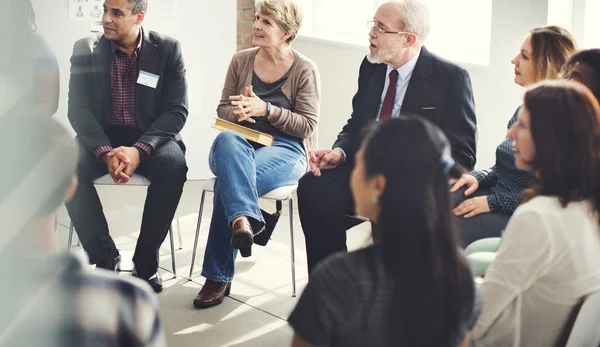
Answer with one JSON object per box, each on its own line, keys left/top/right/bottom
{"left": 193, "top": 0, "right": 320, "bottom": 309}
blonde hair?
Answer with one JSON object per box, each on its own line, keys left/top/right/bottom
{"left": 255, "top": 0, "right": 303, "bottom": 44}
{"left": 529, "top": 26, "right": 578, "bottom": 82}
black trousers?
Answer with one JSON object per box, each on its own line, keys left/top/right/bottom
{"left": 66, "top": 127, "right": 187, "bottom": 278}
{"left": 452, "top": 187, "right": 511, "bottom": 248}
{"left": 297, "top": 164, "right": 363, "bottom": 274}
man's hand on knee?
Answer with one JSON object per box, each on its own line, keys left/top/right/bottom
{"left": 308, "top": 148, "right": 344, "bottom": 177}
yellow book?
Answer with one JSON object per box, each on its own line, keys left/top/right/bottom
{"left": 212, "top": 118, "right": 274, "bottom": 146}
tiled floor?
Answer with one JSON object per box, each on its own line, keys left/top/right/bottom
{"left": 54, "top": 180, "right": 372, "bottom": 347}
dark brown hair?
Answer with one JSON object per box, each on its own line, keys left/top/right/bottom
{"left": 361, "top": 116, "right": 474, "bottom": 347}
{"left": 523, "top": 80, "right": 600, "bottom": 223}
{"left": 529, "top": 26, "right": 577, "bottom": 82}
{"left": 564, "top": 49, "right": 600, "bottom": 101}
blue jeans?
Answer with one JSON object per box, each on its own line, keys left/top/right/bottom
{"left": 202, "top": 131, "right": 306, "bottom": 282}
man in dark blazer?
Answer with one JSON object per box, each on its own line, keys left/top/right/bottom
{"left": 66, "top": 0, "right": 188, "bottom": 292}
{"left": 298, "top": 0, "right": 477, "bottom": 273}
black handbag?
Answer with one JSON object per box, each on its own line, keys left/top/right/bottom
{"left": 254, "top": 201, "right": 283, "bottom": 246}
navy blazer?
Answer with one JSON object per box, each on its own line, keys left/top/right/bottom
{"left": 67, "top": 28, "right": 188, "bottom": 152}
{"left": 333, "top": 47, "right": 477, "bottom": 170}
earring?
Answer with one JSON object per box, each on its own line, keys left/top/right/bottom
{"left": 372, "top": 196, "right": 379, "bottom": 204}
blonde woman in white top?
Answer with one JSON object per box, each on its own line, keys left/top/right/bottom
{"left": 472, "top": 80, "right": 600, "bottom": 347}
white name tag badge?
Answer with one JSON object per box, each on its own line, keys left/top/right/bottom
{"left": 137, "top": 70, "right": 160, "bottom": 89}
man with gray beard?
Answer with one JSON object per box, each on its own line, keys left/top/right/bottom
{"left": 297, "top": 0, "right": 477, "bottom": 273}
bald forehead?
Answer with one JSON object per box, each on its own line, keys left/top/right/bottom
{"left": 374, "top": 2, "right": 403, "bottom": 31}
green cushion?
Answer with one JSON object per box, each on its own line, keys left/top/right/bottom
{"left": 468, "top": 252, "right": 496, "bottom": 277}
{"left": 465, "top": 237, "right": 502, "bottom": 255}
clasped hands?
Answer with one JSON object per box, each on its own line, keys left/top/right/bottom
{"left": 104, "top": 146, "right": 141, "bottom": 185}
{"left": 229, "top": 86, "right": 268, "bottom": 123}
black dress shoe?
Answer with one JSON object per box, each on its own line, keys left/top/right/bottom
{"left": 133, "top": 270, "right": 163, "bottom": 293}
{"left": 95, "top": 254, "right": 122, "bottom": 272}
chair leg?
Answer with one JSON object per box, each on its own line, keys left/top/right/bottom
{"left": 169, "top": 225, "right": 177, "bottom": 278}
{"left": 289, "top": 196, "right": 297, "bottom": 297}
{"left": 67, "top": 221, "right": 74, "bottom": 251}
{"left": 176, "top": 214, "right": 183, "bottom": 250}
{"left": 189, "top": 189, "right": 207, "bottom": 278}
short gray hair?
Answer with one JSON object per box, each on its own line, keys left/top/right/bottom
{"left": 127, "top": 0, "right": 148, "bottom": 14}
{"left": 390, "top": 0, "right": 430, "bottom": 46}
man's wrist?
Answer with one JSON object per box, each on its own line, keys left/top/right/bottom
{"left": 133, "top": 142, "right": 152, "bottom": 161}
{"left": 94, "top": 145, "right": 113, "bottom": 162}
{"left": 333, "top": 147, "right": 346, "bottom": 163}
{"left": 134, "top": 146, "right": 144, "bottom": 160}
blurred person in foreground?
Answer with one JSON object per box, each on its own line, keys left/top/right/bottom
{"left": 289, "top": 116, "right": 479, "bottom": 347}
{"left": 0, "top": 114, "right": 165, "bottom": 347}
{"left": 0, "top": 0, "right": 59, "bottom": 117}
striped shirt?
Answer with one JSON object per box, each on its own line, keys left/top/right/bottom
{"left": 0, "top": 253, "right": 165, "bottom": 347}
{"left": 289, "top": 246, "right": 480, "bottom": 347}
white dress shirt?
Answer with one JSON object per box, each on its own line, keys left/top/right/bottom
{"left": 336, "top": 49, "right": 422, "bottom": 161}
{"left": 472, "top": 196, "right": 600, "bottom": 347}
{"left": 375, "top": 48, "right": 421, "bottom": 121}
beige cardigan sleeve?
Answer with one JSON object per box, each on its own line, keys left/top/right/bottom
{"left": 216, "top": 55, "right": 245, "bottom": 123}
{"left": 267, "top": 62, "right": 320, "bottom": 139}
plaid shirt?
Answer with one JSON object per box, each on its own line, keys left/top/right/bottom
{"left": 94, "top": 31, "right": 152, "bottom": 159}
{"left": 0, "top": 253, "right": 165, "bottom": 347}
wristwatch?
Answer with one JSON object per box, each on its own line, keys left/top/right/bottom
{"left": 135, "top": 146, "right": 145, "bottom": 161}
{"left": 265, "top": 102, "right": 272, "bottom": 117}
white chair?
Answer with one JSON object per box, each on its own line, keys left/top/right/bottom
{"left": 564, "top": 291, "right": 600, "bottom": 347}
{"left": 67, "top": 173, "right": 180, "bottom": 277}
{"left": 189, "top": 177, "right": 299, "bottom": 297}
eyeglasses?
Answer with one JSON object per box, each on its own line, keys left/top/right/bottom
{"left": 367, "top": 20, "right": 412, "bottom": 36}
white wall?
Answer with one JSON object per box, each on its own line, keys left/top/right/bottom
{"left": 32, "top": 0, "right": 236, "bottom": 179}
{"left": 293, "top": 0, "right": 550, "bottom": 169}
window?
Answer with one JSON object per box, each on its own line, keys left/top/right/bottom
{"left": 584, "top": 0, "right": 600, "bottom": 48}
{"left": 142, "top": 0, "right": 179, "bottom": 35}
{"left": 299, "top": 0, "right": 493, "bottom": 65}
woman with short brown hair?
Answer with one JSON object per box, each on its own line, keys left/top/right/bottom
{"left": 472, "top": 80, "right": 600, "bottom": 347}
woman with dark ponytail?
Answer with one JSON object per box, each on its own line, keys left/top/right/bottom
{"left": 288, "top": 116, "right": 479, "bottom": 347}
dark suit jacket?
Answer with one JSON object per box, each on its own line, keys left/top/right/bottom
{"left": 333, "top": 47, "right": 477, "bottom": 170}
{"left": 67, "top": 28, "right": 188, "bottom": 153}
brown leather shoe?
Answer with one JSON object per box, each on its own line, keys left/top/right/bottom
{"left": 231, "top": 218, "right": 253, "bottom": 256}
{"left": 193, "top": 280, "right": 231, "bottom": 309}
